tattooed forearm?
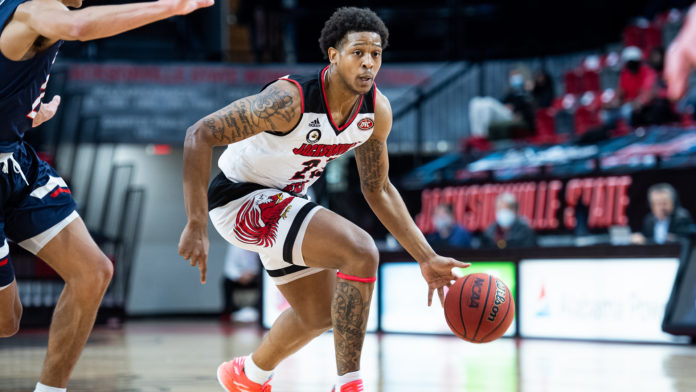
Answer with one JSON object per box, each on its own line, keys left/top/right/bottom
{"left": 332, "top": 281, "right": 372, "bottom": 375}
{"left": 355, "top": 138, "right": 387, "bottom": 193}
{"left": 203, "top": 84, "right": 297, "bottom": 145}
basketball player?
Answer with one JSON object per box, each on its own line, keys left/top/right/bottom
{"left": 0, "top": 0, "right": 212, "bottom": 390}
{"left": 178, "top": 7, "right": 470, "bottom": 392}
{"left": 666, "top": 4, "right": 696, "bottom": 100}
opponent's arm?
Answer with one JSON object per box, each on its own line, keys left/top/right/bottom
{"left": 178, "top": 81, "right": 301, "bottom": 284}
{"left": 22, "top": 0, "right": 211, "bottom": 40}
{"left": 0, "top": 0, "right": 212, "bottom": 61}
{"left": 354, "top": 91, "right": 469, "bottom": 305}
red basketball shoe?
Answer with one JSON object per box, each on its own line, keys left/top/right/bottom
{"left": 331, "top": 380, "right": 364, "bottom": 392}
{"left": 217, "top": 356, "right": 272, "bottom": 392}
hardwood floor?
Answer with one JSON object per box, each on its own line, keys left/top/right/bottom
{"left": 0, "top": 320, "right": 695, "bottom": 392}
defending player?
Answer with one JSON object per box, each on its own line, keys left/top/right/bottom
{"left": 0, "top": 0, "right": 212, "bottom": 390}
{"left": 178, "top": 7, "right": 469, "bottom": 392}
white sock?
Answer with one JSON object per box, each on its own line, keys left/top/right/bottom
{"left": 34, "top": 382, "right": 66, "bottom": 392}
{"left": 337, "top": 370, "right": 361, "bottom": 390}
{"left": 243, "top": 354, "right": 273, "bottom": 385}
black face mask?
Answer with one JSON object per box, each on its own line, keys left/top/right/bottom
{"left": 626, "top": 61, "right": 641, "bottom": 73}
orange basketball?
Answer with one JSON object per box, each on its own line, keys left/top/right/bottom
{"left": 444, "top": 273, "right": 515, "bottom": 343}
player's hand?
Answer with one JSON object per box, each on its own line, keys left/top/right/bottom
{"left": 178, "top": 221, "right": 209, "bottom": 284}
{"left": 160, "top": 0, "right": 214, "bottom": 16}
{"left": 419, "top": 256, "right": 471, "bottom": 307}
{"left": 665, "top": 6, "right": 696, "bottom": 100}
{"left": 32, "top": 95, "right": 61, "bottom": 128}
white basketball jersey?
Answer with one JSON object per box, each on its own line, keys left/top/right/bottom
{"left": 218, "top": 66, "right": 376, "bottom": 196}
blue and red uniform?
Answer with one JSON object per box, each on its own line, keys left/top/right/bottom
{"left": 0, "top": 0, "right": 77, "bottom": 288}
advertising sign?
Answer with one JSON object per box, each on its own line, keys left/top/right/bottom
{"left": 519, "top": 258, "right": 688, "bottom": 342}
{"left": 380, "top": 262, "right": 516, "bottom": 336}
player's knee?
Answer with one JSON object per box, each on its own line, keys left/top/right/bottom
{"left": 73, "top": 255, "right": 113, "bottom": 296}
{"left": 92, "top": 255, "right": 114, "bottom": 292}
{"left": 340, "top": 231, "right": 379, "bottom": 277}
{"left": 0, "top": 307, "right": 21, "bottom": 337}
{"left": 99, "top": 256, "right": 114, "bottom": 285}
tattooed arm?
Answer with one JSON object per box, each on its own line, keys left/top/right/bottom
{"left": 178, "top": 80, "right": 301, "bottom": 284}
{"left": 355, "top": 91, "right": 469, "bottom": 305}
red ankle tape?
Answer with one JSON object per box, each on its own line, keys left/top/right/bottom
{"left": 336, "top": 272, "right": 376, "bottom": 283}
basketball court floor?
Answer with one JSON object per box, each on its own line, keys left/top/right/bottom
{"left": 1, "top": 320, "right": 695, "bottom": 392}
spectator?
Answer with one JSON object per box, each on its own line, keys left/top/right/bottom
{"left": 601, "top": 46, "right": 658, "bottom": 127}
{"left": 648, "top": 46, "right": 665, "bottom": 73}
{"left": 481, "top": 193, "right": 537, "bottom": 249}
{"left": 426, "top": 204, "right": 472, "bottom": 249}
{"left": 221, "top": 244, "right": 261, "bottom": 323}
{"left": 531, "top": 69, "right": 555, "bottom": 109}
{"left": 633, "top": 46, "right": 678, "bottom": 126}
{"left": 631, "top": 183, "right": 695, "bottom": 245}
{"left": 469, "top": 68, "right": 535, "bottom": 139}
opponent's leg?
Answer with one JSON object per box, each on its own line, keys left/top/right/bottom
{"left": 0, "top": 279, "right": 22, "bottom": 337}
{"left": 0, "top": 235, "right": 22, "bottom": 337}
{"left": 34, "top": 217, "right": 113, "bottom": 388}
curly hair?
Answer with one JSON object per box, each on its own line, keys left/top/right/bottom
{"left": 318, "top": 7, "right": 389, "bottom": 59}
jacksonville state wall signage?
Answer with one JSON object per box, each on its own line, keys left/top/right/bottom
{"left": 416, "top": 176, "right": 632, "bottom": 233}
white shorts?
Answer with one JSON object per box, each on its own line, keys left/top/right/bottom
{"left": 208, "top": 175, "right": 324, "bottom": 285}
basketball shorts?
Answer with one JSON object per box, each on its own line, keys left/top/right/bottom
{"left": 0, "top": 142, "right": 78, "bottom": 289}
{"left": 208, "top": 173, "right": 323, "bottom": 285}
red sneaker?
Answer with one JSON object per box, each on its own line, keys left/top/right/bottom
{"left": 217, "top": 356, "right": 272, "bottom": 392}
{"left": 331, "top": 380, "right": 364, "bottom": 392}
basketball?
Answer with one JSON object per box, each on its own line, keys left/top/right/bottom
{"left": 444, "top": 273, "right": 515, "bottom": 343}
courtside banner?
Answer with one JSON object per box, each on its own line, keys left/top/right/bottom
{"left": 380, "top": 262, "right": 516, "bottom": 336}
{"left": 518, "top": 258, "right": 689, "bottom": 343}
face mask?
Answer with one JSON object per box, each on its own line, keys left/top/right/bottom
{"left": 626, "top": 61, "right": 641, "bottom": 73}
{"left": 433, "top": 216, "right": 453, "bottom": 231}
{"left": 496, "top": 209, "right": 516, "bottom": 228}
{"left": 509, "top": 74, "right": 524, "bottom": 90}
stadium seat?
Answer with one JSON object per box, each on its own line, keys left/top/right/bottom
{"left": 574, "top": 105, "right": 602, "bottom": 136}
{"left": 623, "top": 25, "right": 643, "bottom": 48}
{"left": 554, "top": 109, "right": 575, "bottom": 137}
{"left": 581, "top": 70, "right": 600, "bottom": 93}
{"left": 600, "top": 67, "right": 620, "bottom": 91}
{"left": 564, "top": 70, "right": 583, "bottom": 95}
{"left": 533, "top": 108, "right": 558, "bottom": 144}
{"left": 643, "top": 25, "right": 663, "bottom": 53}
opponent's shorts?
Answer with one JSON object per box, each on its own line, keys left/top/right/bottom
{"left": 208, "top": 173, "right": 323, "bottom": 285}
{"left": 0, "top": 142, "right": 78, "bottom": 288}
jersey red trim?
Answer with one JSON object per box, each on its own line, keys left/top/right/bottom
{"left": 373, "top": 83, "right": 378, "bottom": 108}
{"left": 320, "top": 66, "right": 364, "bottom": 133}
{"left": 279, "top": 77, "right": 305, "bottom": 114}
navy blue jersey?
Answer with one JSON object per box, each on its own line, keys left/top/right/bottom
{"left": 0, "top": 0, "right": 62, "bottom": 151}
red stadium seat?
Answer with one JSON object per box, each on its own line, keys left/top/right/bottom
{"left": 574, "top": 106, "right": 602, "bottom": 136}
{"left": 623, "top": 25, "right": 642, "bottom": 48}
{"left": 530, "top": 108, "right": 562, "bottom": 144}
{"left": 643, "top": 25, "right": 662, "bottom": 53}
{"left": 564, "top": 70, "right": 583, "bottom": 95}
{"left": 581, "top": 70, "right": 600, "bottom": 93}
